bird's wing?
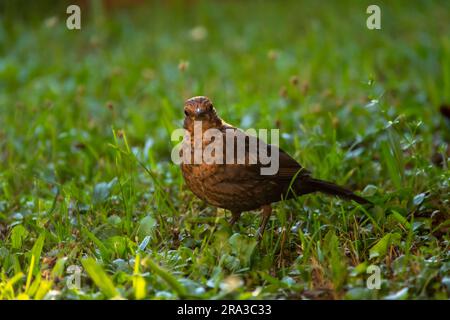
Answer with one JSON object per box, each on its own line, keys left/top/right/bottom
{"left": 219, "top": 124, "right": 311, "bottom": 181}
{"left": 276, "top": 148, "right": 311, "bottom": 180}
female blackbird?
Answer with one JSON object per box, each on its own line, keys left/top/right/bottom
{"left": 180, "top": 96, "right": 370, "bottom": 239}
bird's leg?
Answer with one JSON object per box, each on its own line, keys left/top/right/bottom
{"left": 257, "top": 205, "right": 272, "bottom": 241}
{"left": 229, "top": 211, "right": 242, "bottom": 226}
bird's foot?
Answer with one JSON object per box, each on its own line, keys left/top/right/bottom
{"left": 257, "top": 205, "right": 272, "bottom": 242}
{"left": 229, "top": 211, "right": 242, "bottom": 227}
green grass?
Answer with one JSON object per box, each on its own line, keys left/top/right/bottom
{"left": 0, "top": 0, "right": 449, "bottom": 300}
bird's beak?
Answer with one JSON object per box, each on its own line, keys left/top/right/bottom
{"left": 194, "top": 107, "right": 206, "bottom": 117}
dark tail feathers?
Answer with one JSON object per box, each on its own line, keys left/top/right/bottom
{"left": 307, "top": 178, "right": 372, "bottom": 205}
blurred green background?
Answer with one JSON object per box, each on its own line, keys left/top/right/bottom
{"left": 0, "top": 0, "right": 448, "bottom": 300}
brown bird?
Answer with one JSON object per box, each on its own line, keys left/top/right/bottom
{"left": 180, "top": 96, "right": 371, "bottom": 239}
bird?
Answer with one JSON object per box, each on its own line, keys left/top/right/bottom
{"left": 180, "top": 96, "right": 371, "bottom": 239}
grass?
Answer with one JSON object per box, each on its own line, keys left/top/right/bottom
{"left": 0, "top": 0, "right": 449, "bottom": 300}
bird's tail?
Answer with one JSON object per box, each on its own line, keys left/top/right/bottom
{"left": 305, "top": 178, "right": 371, "bottom": 205}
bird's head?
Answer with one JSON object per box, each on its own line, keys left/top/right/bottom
{"left": 183, "top": 96, "right": 222, "bottom": 132}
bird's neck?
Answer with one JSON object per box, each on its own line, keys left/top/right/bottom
{"left": 187, "top": 118, "right": 223, "bottom": 136}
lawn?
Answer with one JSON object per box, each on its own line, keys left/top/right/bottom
{"left": 0, "top": 0, "right": 449, "bottom": 300}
